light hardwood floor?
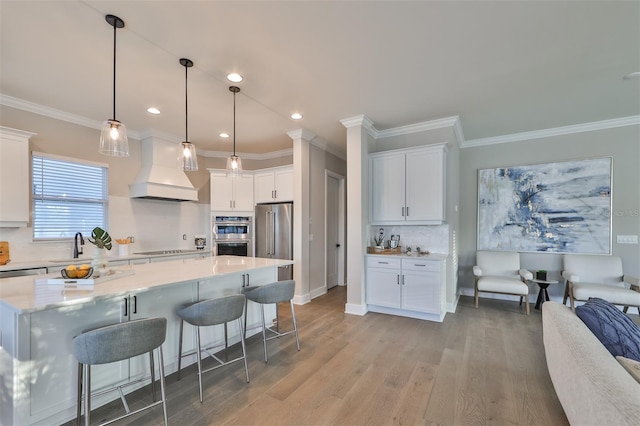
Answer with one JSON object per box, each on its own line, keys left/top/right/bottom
{"left": 69, "top": 287, "right": 573, "bottom": 426}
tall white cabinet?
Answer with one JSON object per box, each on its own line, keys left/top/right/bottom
{"left": 0, "top": 127, "right": 35, "bottom": 227}
{"left": 369, "top": 144, "right": 446, "bottom": 224}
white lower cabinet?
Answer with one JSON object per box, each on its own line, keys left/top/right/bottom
{"left": 197, "top": 267, "right": 277, "bottom": 348}
{"left": 366, "top": 256, "right": 445, "bottom": 321}
{"left": 24, "top": 282, "right": 197, "bottom": 425}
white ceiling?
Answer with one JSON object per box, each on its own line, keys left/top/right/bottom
{"left": 1, "top": 1, "right": 638, "bottom": 155}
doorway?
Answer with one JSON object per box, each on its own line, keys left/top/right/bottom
{"left": 325, "top": 170, "right": 345, "bottom": 290}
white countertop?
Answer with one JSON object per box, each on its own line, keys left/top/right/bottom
{"left": 0, "top": 256, "right": 293, "bottom": 314}
{"left": 0, "top": 250, "right": 212, "bottom": 272}
{"left": 366, "top": 252, "right": 447, "bottom": 261}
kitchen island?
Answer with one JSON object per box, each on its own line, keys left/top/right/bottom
{"left": 0, "top": 255, "right": 293, "bottom": 426}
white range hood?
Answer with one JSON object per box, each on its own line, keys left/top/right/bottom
{"left": 129, "top": 133, "right": 198, "bottom": 202}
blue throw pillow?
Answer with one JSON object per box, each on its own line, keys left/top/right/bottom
{"left": 575, "top": 298, "right": 640, "bottom": 362}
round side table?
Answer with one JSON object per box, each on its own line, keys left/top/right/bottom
{"left": 530, "top": 278, "right": 560, "bottom": 310}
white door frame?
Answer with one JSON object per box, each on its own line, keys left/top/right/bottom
{"left": 324, "top": 170, "right": 346, "bottom": 291}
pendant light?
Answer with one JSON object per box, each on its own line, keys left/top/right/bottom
{"left": 180, "top": 58, "right": 198, "bottom": 171}
{"left": 99, "top": 14, "right": 129, "bottom": 157}
{"left": 226, "top": 86, "right": 242, "bottom": 177}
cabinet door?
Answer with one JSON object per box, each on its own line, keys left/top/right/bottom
{"left": 233, "top": 174, "right": 255, "bottom": 211}
{"left": 210, "top": 173, "right": 234, "bottom": 211}
{"left": 366, "top": 267, "right": 401, "bottom": 308}
{"left": 401, "top": 259, "right": 441, "bottom": 314}
{"left": 129, "top": 283, "right": 197, "bottom": 378}
{"left": 0, "top": 128, "right": 30, "bottom": 227}
{"left": 405, "top": 148, "right": 444, "bottom": 222}
{"left": 274, "top": 168, "right": 293, "bottom": 201}
{"left": 29, "top": 297, "right": 127, "bottom": 420}
{"left": 370, "top": 153, "right": 406, "bottom": 222}
{"left": 254, "top": 172, "right": 275, "bottom": 204}
{"left": 402, "top": 270, "right": 441, "bottom": 314}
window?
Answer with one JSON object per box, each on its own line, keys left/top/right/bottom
{"left": 32, "top": 152, "right": 108, "bottom": 240}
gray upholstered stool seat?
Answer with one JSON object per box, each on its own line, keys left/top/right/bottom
{"left": 243, "top": 280, "right": 300, "bottom": 363}
{"left": 176, "top": 294, "right": 249, "bottom": 403}
{"left": 72, "top": 317, "right": 168, "bottom": 426}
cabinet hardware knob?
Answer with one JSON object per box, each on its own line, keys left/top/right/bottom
{"left": 123, "top": 297, "right": 128, "bottom": 316}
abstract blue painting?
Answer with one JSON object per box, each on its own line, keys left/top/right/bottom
{"left": 477, "top": 157, "right": 612, "bottom": 254}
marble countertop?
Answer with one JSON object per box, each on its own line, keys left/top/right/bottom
{"left": 0, "top": 250, "right": 212, "bottom": 272}
{"left": 0, "top": 255, "right": 293, "bottom": 314}
{"left": 366, "top": 252, "right": 448, "bottom": 261}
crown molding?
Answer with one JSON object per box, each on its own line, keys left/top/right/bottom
{"left": 0, "top": 93, "right": 142, "bottom": 140}
{"left": 200, "top": 148, "right": 293, "bottom": 160}
{"left": 340, "top": 114, "right": 376, "bottom": 138}
{"left": 462, "top": 115, "right": 640, "bottom": 148}
{"left": 375, "top": 116, "right": 461, "bottom": 139}
{"left": 286, "top": 128, "right": 316, "bottom": 142}
{"left": 309, "top": 136, "right": 346, "bottom": 160}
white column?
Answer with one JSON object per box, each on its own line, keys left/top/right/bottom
{"left": 340, "top": 115, "right": 374, "bottom": 315}
{"left": 287, "top": 129, "right": 315, "bottom": 304}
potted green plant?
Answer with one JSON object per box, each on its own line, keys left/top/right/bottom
{"left": 88, "top": 227, "right": 112, "bottom": 275}
{"left": 536, "top": 269, "right": 548, "bottom": 281}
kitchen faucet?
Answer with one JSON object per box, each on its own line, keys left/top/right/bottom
{"left": 73, "top": 232, "right": 84, "bottom": 259}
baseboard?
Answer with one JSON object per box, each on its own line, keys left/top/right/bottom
{"left": 293, "top": 292, "right": 311, "bottom": 305}
{"left": 447, "top": 293, "right": 460, "bottom": 313}
{"left": 345, "top": 302, "right": 368, "bottom": 316}
{"left": 310, "top": 287, "right": 327, "bottom": 300}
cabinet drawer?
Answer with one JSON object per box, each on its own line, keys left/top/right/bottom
{"left": 366, "top": 257, "right": 401, "bottom": 269}
{"left": 401, "top": 259, "right": 441, "bottom": 272}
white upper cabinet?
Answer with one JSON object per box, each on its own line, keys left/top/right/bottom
{"left": 254, "top": 166, "right": 293, "bottom": 204}
{"left": 210, "top": 171, "right": 254, "bottom": 212}
{"left": 0, "top": 127, "right": 35, "bottom": 227}
{"left": 369, "top": 144, "right": 446, "bottom": 224}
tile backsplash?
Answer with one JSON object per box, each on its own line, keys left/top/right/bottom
{"left": 370, "top": 225, "right": 449, "bottom": 254}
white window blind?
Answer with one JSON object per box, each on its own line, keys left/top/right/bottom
{"left": 32, "top": 153, "right": 108, "bottom": 240}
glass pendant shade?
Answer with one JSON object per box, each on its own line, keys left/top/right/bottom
{"left": 100, "top": 15, "right": 129, "bottom": 157}
{"left": 99, "top": 119, "right": 129, "bottom": 156}
{"left": 226, "top": 154, "right": 242, "bottom": 178}
{"left": 181, "top": 140, "right": 198, "bottom": 171}
{"left": 226, "top": 85, "right": 242, "bottom": 177}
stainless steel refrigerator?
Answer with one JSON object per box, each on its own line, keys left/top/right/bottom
{"left": 255, "top": 202, "right": 293, "bottom": 281}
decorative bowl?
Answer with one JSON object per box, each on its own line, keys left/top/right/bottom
{"left": 61, "top": 267, "right": 94, "bottom": 279}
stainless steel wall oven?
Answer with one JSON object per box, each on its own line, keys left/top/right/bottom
{"left": 213, "top": 215, "right": 252, "bottom": 257}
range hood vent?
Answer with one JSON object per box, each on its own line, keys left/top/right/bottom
{"left": 130, "top": 133, "right": 198, "bottom": 202}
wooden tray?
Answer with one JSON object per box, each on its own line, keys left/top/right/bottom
{"left": 367, "top": 246, "right": 401, "bottom": 254}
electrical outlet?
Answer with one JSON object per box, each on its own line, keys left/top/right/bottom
{"left": 616, "top": 235, "right": 638, "bottom": 244}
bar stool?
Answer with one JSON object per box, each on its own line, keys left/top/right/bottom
{"left": 243, "top": 280, "right": 300, "bottom": 363}
{"left": 176, "top": 294, "right": 249, "bottom": 403}
{"left": 72, "top": 317, "right": 168, "bottom": 426}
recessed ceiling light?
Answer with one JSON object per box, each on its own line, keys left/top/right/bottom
{"left": 146, "top": 107, "right": 161, "bottom": 114}
{"left": 623, "top": 71, "right": 640, "bottom": 80}
{"left": 291, "top": 112, "right": 303, "bottom": 120}
{"left": 219, "top": 132, "right": 230, "bottom": 138}
{"left": 226, "top": 73, "right": 243, "bottom": 83}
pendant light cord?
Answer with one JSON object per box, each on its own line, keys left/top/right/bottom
{"left": 112, "top": 22, "right": 117, "bottom": 120}
{"left": 185, "top": 64, "right": 188, "bottom": 142}
{"left": 233, "top": 90, "right": 236, "bottom": 156}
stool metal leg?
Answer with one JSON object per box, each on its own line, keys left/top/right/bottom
{"left": 243, "top": 298, "right": 248, "bottom": 340}
{"left": 83, "top": 364, "right": 91, "bottom": 426}
{"left": 157, "top": 347, "right": 169, "bottom": 426}
{"left": 196, "top": 326, "right": 204, "bottom": 403}
{"left": 290, "top": 300, "right": 300, "bottom": 351}
{"left": 76, "top": 363, "right": 82, "bottom": 426}
{"left": 224, "top": 322, "right": 229, "bottom": 361}
{"left": 177, "top": 318, "right": 184, "bottom": 381}
{"left": 238, "top": 317, "right": 250, "bottom": 383}
{"left": 149, "top": 351, "right": 156, "bottom": 402}
{"left": 260, "top": 304, "right": 268, "bottom": 363}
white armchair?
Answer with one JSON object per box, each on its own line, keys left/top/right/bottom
{"left": 473, "top": 251, "right": 532, "bottom": 315}
{"left": 562, "top": 254, "right": 640, "bottom": 313}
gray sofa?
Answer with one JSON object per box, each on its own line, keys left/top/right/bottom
{"left": 542, "top": 301, "right": 640, "bottom": 425}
